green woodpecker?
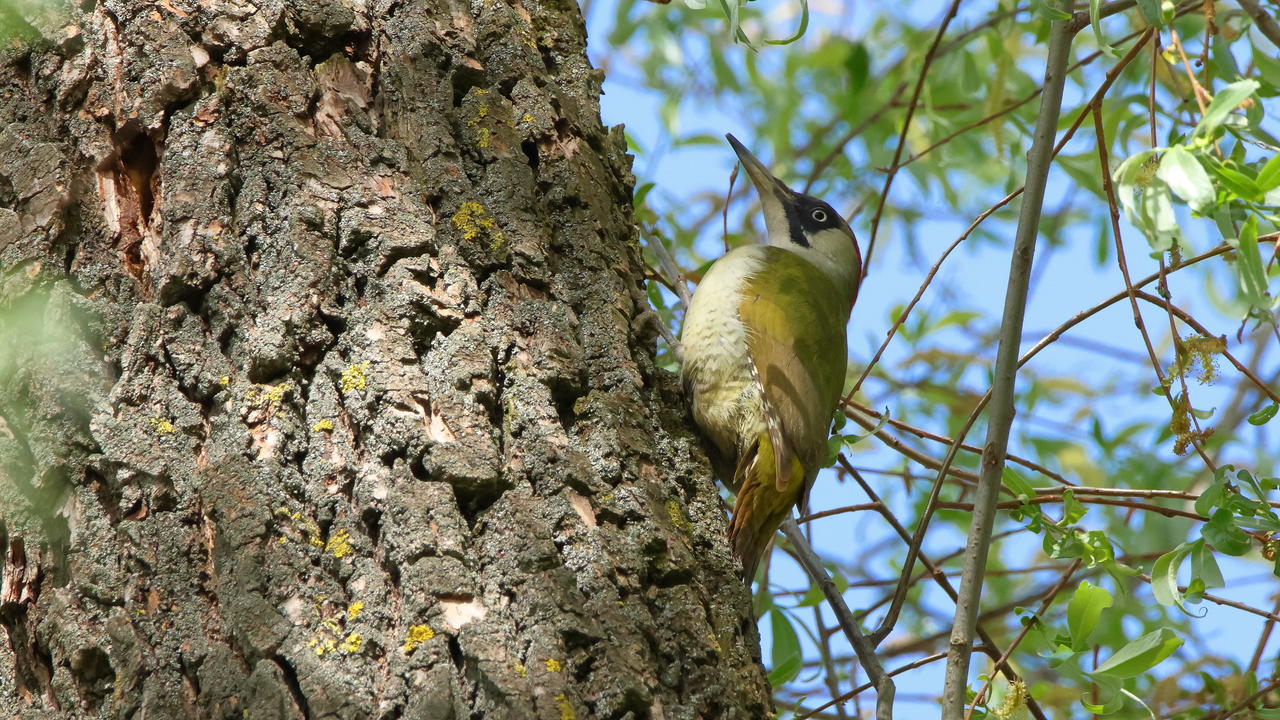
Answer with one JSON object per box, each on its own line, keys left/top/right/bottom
{"left": 681, "top": 134, "right": 862, "bottom": 582}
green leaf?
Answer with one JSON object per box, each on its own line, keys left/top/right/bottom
{"left": 764, "top": 0, "right": 809, "bottom": 45}
{"left": 1150, "top": 542, "right": 1207, "bottom": 616}
{"left": 1002, "top": 467, "right": 1037, "bottom": 500}
{"left": 1195, "top": 478, "right": 1226, "bottom": 516}
{"left": 1091, "top": 628, "right": 1183, "bottom": 679}
{"left": 767, "top": 609, "right": 803, "bottom": 685}
{"left": 1232, "top": 215, "right": 1269, "bottom": 310}
{"left": 1067, "top": 580, "right": 1112, "bottom": 652}
{"left": 1207, "top": 159, "right": 1265, "bottom": 202}
{"left": 844, "top": 42, "right": 870, "bottom": 96}
{"left": 1061, "top": 489, "right": 1087, "bottom": 525}
{"left": 1195, "top": 80, "right": 1261, "bottom": 138}
{"left": 1088, "top": 0, "right": 1115, "bottom": 57}
{"left": 1150, "top": 544, "right": 1187, "bottom": 609}
{"left": 1033, "top": 0, "right": 1073, "bottom": 21}
{"left": 1191, "top": 539, "right": 1225, "bottom": 590}
{"left": 1156, "top": 146, "right": 1214, "bottom": 212}
{"left": 1256, "top": 43, "right": 1280, "bottom": 87}
{"left": 1134, "top": 0, "right": 1162, "bottom": 25}
{"left": 1248, "top": 403, "right": 1279, "bottom": 425}
{"left": 1202, "top": 509, "right": 1252, "bottom": 556}
{"left": 1258, "top": 154, "right": 1280, "bottom": 192}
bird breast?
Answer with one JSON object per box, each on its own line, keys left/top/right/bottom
{"left": 680, "top": 246, "right": 767, "bottom": 465}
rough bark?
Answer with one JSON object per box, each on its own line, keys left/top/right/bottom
{"left": 0, "top": 1, "right": 772, "bottom": 718}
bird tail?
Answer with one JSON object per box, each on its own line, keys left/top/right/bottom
{"left": 728, "top": 431, "right": 805, "bottom": 584}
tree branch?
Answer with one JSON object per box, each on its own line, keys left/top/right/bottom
{"left": 939, "top": 7, "right": 1076, "bottom": 716}
{"left": 1237, "top": 0, "right": 1280, "bottom": 48}
{"left": 781, "top": 518, "right": 895, "bottom": 720}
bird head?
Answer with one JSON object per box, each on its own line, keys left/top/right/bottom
{"left": 726, "top": 133, "right": 862, "bottom": 306}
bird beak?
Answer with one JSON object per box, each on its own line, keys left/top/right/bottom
{"left": 726, "top": 133, "right": 796, "bottom": 243}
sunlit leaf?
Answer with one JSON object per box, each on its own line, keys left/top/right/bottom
{"left": 1091, "top": 628, "right": 1183, "bottom": 679}
{"left": 1156, "top": 146, "right": 1213, "bottom": 212}
{"left": 1067, "top": 580, "right": 1112, "bottom": 651}
{"left": 1202, "top": 509, "right": 1252, "bottom": 556}
{"left": 767, "top": 609, "right": 803, "bottom": 685}
{"left": 1194, "top": 80, "right": 1260, "bottom": 138}
{"left": 1248, "top": 403, "right": 1279, "bottom": 425}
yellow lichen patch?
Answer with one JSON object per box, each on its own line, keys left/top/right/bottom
{"left": 219, "top": 375, "right": 230, "bottom": 387}
{"left": 325, "top": 529, "right": 353, "bottom": 558}
{"left": 312, "top": 418, "right": 335, "bottom": 432}
{"left": 340, "top": 632, "right": 363, "bottom": 654}
{"left": 545, "top": 658, "right": 562, "bottom": 673}
{"left": 274, "top": 507, "right": 324, "bottom": 547}
{"left": 520, "top": 113, "right": 534, "bottom": 124}
{"left": 666, "top": 499, "right": 692, "bottom": 534}
{"left": 451, "top": 201, "right": 505, "bottom": 251}
{"left": 402, "top": 625, "right": 435, "bottom": 654}
{"left": 554, "top": 693, "right": 575, "bottom": 720}
{"left": 347, "top": 601, "right": 364, "bottom": 620}
{"left": 340, "top": 362, "right": 369, "bottom": 393}
{"left": 264, "top": 383, "right": 291, "bottom": 406}
{"left": 308, "top": 636, "right": 337, "bottom": 657}
{"left": 477, "top": 127, "right": 491, "bottom": 148}
{"left": 514, "top": 663, "right": 526, "bottom": 678}
{"left": 243, "top": 382, "right": 291, "bottom": 415}
{"left": 150, "top": 417, "right": 176, "bottom": 435}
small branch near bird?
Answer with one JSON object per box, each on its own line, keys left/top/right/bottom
{"left": 781, "top": 518, "right": 896, "bottom": 720}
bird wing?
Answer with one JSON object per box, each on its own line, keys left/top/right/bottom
{"left": 737, "top": 246, "right": 849, "bottom": 487}
{"left": 727, "top": 248, "right": 849, "bottom": 580}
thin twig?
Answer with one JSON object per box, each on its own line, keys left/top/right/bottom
{"left": 845, "top": 401, "right": 1075, "bottom": 486}
{"left": 839, "top": 461, "right": 1051, "bottom": 720}
{"left": 965, "top": 560, "right": 1082, "bottom": 718}
{"left": 848, "top": 189, "right": 1022, "bottom": 398}
{"left": 939, "top": 10, "right": 1075, "bottom": 716}
{"left": 1248, "top": 596, "right": 1280, "bottom": 676}
{"left": 1136, "top": 573, "right": 1280, "bottom": 623}
{"left": 864, "top": 0, "right": 963, "bottom": 276}
{"left": 781, "top": 518, "right": 895, "bottom": 720}
{"left": 803, "top": 84, "right": 908, "bottom": 194}
{"left": 1094, "top": 106, "right": 1217, "bottom": 469}
{"left": 848, "top": 26, "right": 1157, "bottom": 401}
{"left": 932, "top": 496, "right": 1208, "bottom": 522}
{"left": 1132, "top": 290, "right": 1280, "bottom": 405}
{"left": 869, "top": 212, "right": 1209, "bottom": 650}
{"left": 1205, "top": 679, "right": 1280, "bottom": 720}
{"left": 796, "top": 652, "right": 951, "bottom": 719}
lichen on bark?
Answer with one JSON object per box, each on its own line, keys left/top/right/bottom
{"left": 0, "top": 0, "right": 772, "bottom": 718}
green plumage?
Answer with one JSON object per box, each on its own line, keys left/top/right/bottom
{"left": 728, "top": 247, "right": 848, "bottom": 578}
{"left": 681, "top": 134, "right": 861, "bottom": 583}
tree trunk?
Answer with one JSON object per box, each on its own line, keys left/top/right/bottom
{"left": 0, "top": 1, "right": 771, "bottom": 718}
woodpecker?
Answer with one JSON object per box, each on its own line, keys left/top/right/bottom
{"left": 681, "top": 134, "right": 862, "bottom": 583}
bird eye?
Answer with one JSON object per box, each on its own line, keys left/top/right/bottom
{"left": 810, "top": 208, "right": 828, "bottom": 223}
